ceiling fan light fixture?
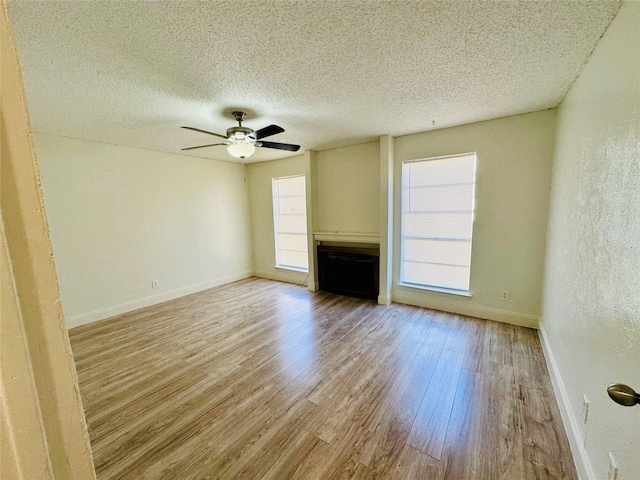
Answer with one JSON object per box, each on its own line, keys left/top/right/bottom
{"left": 227, "top": 141, "right": 256, "bottom": 159}
{"left": 181, "top": 111, "right": 299, "bottom": 156}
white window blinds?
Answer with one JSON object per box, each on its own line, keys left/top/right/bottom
{"left": 401, "top": 153, "right": 476, "bottom": 292}
{"left": 272, "top": 175, "right": 308, "bottom": 271}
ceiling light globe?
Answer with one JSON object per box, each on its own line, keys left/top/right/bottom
{"left": 227, "top": 142, "right": 256, "bottom": 159}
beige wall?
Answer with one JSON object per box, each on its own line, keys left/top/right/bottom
{"left": 539, "top": 3, "right": 640, "bottom": 479}
{"left": 317, "top": 141, "right": 380, "bottom": 234}
{"left": 35, "top": 133, "right": 253, "bottom": 327}
{"left": 393, "top": 110, "right": 556, "bottom": 327}
{"left": 246, "top": 154, "right": 307, "bottom": 284}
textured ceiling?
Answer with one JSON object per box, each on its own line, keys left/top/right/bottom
{"left": 9, "top": 0, "right": 621, "bottom": 164}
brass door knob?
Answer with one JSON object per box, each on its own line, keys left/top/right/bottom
{"left": 607, "top": 383, "right": 640, "bottom": 407}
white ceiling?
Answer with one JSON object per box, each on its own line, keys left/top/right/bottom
{"left": 9, "top": 0, "right": 621, "bottom": 164}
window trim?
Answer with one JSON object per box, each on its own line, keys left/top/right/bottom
{"left": 272, "top": 174, "right": 309, "bottom": 273}
{"left": 397, "top": 281, "right": 473, "bottom": 298}
{"left": 399, "top": 152, "right": 477, "bottom": 295}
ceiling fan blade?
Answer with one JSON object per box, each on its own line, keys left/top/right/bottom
{"left": 257, "top": 141, "right": 301, "bottom": 152}
{"left": 181, "top": 126, "right": 228, "bottom": 139}
{"left": 254, "top": 124, "right": 284, "bottom": 140}
{"left": 181, "top": 143, "right": 227, "bottom": 151}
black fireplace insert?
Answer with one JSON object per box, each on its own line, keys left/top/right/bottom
{"left": 317, "top": 245, "right": 379, "bottom": 300}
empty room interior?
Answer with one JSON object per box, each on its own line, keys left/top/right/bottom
{"left": 2, "top": 1, "right": 639, "bottom": 479}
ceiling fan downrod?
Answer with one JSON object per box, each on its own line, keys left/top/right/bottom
{"left": 232, "top": 111, "right": 246, "bottom": 126}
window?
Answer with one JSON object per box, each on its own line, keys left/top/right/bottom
{"left": 272, "top": 175, "right": 308, "bottom": 272}
{"left": 401, "top": 153, "right": 476, "bottom": 294}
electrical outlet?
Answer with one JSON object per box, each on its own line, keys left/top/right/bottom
{"left": 151, "top": 279, "right": 159, "bottom": 289}
{"left": 500, "top": 289, "right": 510, "bottom": 300}
{"left": 582, "top": 394, "right": 589, "bottom": 424}
{"left": 607, "top": 452, "right": 618, "bottom": 480}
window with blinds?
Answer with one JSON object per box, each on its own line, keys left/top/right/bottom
{"left": 272, "top": 175, "right": 308, "bottom": 272}
{"left": 401, "top": 153, "right": 476, "bottom": 293}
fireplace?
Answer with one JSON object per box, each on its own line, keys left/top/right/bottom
{"left": 317, "top": 245, "right": 379, "bottom": 299}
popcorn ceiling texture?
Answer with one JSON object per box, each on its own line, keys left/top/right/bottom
{"left": 8, "top": 0, "right": 621, "bottom": 163}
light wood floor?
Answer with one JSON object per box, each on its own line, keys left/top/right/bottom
{"left": 70, "top": 277, "right": 577, "bottom": 480}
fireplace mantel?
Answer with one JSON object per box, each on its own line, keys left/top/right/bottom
{"left": 313, "top": 231, "right": 380, "bottom": 244}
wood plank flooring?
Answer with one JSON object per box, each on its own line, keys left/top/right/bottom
{"left": 69, "top": 277, "right": 577, "bottom": 480}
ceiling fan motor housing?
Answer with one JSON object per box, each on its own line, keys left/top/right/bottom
{"left": 227, "top": 126, "right": 255, "bottom": 141}
{"left": 228, "top": 112, "right": 255, "bottom": 141}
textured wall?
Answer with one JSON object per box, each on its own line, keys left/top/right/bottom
{"left": 539, "top": 2, "right": 640, "bottom": 479}
{"left": 35, "top": 133, "right": 253, "bottom": 326}
{"left": 246, "top": 155, "right": 308, "bottom": 284}
{"left": 393, "top": 110, "right": 556, "bottom": 327}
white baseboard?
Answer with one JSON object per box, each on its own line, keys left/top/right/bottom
{"left": 66, "top": 271, "right": 252, "bottom": 329}
{"left": 538, "top": 325, "right": 593, "bottom": 480}
{"left": 392, "top": 289, "right": 538, "bottom": 328}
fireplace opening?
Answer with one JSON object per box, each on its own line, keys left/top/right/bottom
{"left": 317, "top": 245, "right": 379, "bottom": 300}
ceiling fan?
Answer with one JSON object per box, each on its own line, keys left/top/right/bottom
{"left": 181, "top": 111, "right": 301, "bottom": 159}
